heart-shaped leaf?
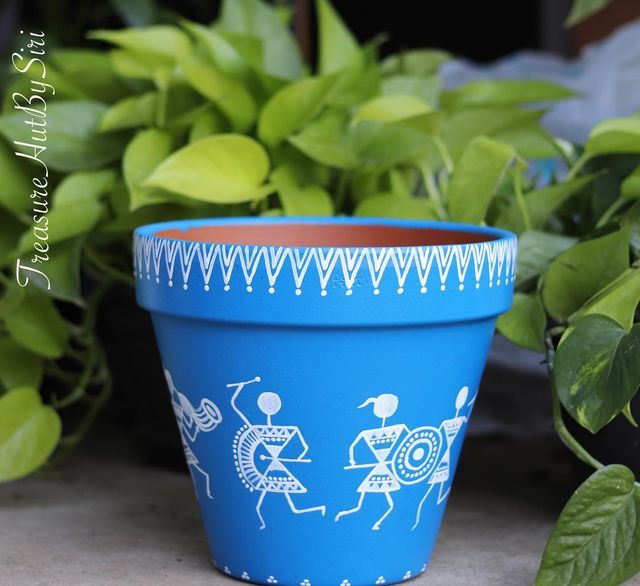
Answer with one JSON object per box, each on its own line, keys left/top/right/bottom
{"left": 353, "top": 95, "right": 431, "bottom": 125}
{"left": 536, "top": 465, "right": 640, "bottom": 585}
{"left": 554, "top": 315, "right": 640, "bottom": 432}
{"left": 143, "top": 134, "right": 272, "bottom": 203}
{"left": 0, "top": 388, "right": 61, "bottom": 482}
{"left": 381, "top": 49, "right": 451, "bottom": 77}
{"left": 99, "top": 92, "right": 158, "bottom": 133}
{"left": 258, "top": 75, "right": 337, "bottom": 146}
{"left": 542, "top": 228, "right": 630, "bottom": 322}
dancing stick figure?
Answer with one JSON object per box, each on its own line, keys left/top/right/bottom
{"left": 335, "top": 394, "right": 409, "bottom": 530}
{"left": 411, "top": 386, "right": 472, "bottom": 530}
{"left": 228, "top": 377, "right": 326, "bottom": 529}
{"left": 164, "top": 369, "right": 222, "bottom": 499}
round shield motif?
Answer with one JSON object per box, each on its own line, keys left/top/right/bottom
{"left": 392, "top": 426, "right": 443, "bottom": 485}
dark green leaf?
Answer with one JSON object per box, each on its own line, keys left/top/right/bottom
{"left": 109, "top": 0, "right": 158, "bottom": 27}
{"left": 496, "top": 174, "right": 597, "bottom": 234}
{"left": 555, "top": 315, "right": 640, "bottom": 432}
{"left": 497, "top": 292, "right": 546, "bottom": 352}
{"left": 516, "top": 230, "right": 578, "bottom": 286}
{"left": 536, "top": 465, "right": 639, "bottom": 585}
{"left": 0, "top": 140, "right": 33, "bottom": 214}
{"left": 542, "top": 229, "right": 630, "bottom": 322}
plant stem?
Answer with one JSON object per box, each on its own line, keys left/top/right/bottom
{"left": 566, "top": 152, "right": 591, "bottom": 181}
{"left": 551, "top": 388, "right": 604, "bottom": 471}
{"left": 433, "top": 137, "right": 454, "bottom": 175}
{"left": 85, "top": 247, "right": 134, "bottom": 287}
{"left": 595, "top": 198, "right": 628, "bottom": 229}
{"left": 514, "top": 163, "right": 531, "bottom": 231}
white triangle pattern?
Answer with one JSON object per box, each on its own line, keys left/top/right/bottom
{"left": 133, "top": 236, "right": 517, "bottom": 296}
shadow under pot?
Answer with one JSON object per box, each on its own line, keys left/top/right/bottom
{"left": 134, "top": 217, "right": 516, "bottom": 586}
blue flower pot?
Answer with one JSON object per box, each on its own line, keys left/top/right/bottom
{"left": 134, "top": 217, "right": 516, "bottom": 586}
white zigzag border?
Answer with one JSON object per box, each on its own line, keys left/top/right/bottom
{"left": 133, "top": 236, "right": 517, "bottom": 296}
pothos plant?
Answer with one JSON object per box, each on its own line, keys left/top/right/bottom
{"left": 0, "top": 0, "right": 638, "bottom": 584}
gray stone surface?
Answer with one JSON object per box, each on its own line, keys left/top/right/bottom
{"left": 0, "top": 437, "right": 635, "bottom": 586}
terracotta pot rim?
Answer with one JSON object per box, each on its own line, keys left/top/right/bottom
{"left": 141, "top": 217, "right": 511, "bottom": 250}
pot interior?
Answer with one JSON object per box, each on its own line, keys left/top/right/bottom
{"left": 155, "top": 222, "right": 497, "bottom": 248}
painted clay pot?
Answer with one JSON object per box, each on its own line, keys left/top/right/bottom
{"left": 134, "top": 217, "right": 516, "bottom": 586}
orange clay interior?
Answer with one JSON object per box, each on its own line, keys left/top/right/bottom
{"left": 155, "top": 223, "right": 497, "bottom": 247}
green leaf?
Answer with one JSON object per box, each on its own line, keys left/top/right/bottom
{"left": 573, "top": 268, "right": 640, "bottom": 330}
{"left": 497, "top": 292, "right": 546, "bottom": 352}
{"left": 542, "top": 228, "right": 630, "bottom": 322}
{"left": 289, "top": 111, "right": 358, "bottom": 169}
{"left": 496, "top": 174, "right": 597, "bottom": 234}
{"left": 516, "top": 230, "right": 578, "bottom": 286}
{"left": 316, "top": 0, "right": 361, "bottom": 74}
{"left": 585, "top": 115, "right": 640, "bottom": 156}
{"left": 0, "top": 140, "right": 33, "bottom": 214}
{"left": 565, "top": 0, "right": 613, "bottom": 27}
{"left": 536, "top": 465, "right": 639, "bottom": 585}
{"left": 447, "top": 136, "right": 515, "bottom": 224}
{"left": 0, "top": 284, "right": 25, "bottom": 320}
{"left": 53, "top": 169, "right": 117, "bottom": 208}
{"left": 98, "top": 92, "right": 158, "bottom": 132}
{"left": 123, "top": 129, "right": 174, "bottom": 210}
{"left": 353, "top": 95, "right": 431, "bottom": 125}
{"left": 443, "top": 79, "right": 575, "bottom": 109}
{"left": 19, "top": 239, "right": 85, "bottom": 305}
{"left": 439, "top": 107, "right": 543, "bottom": 163}
{"left": 621, "top": 165, "right": 640, "bottom": 199}
{"left": 143, "top": 134, "right": 271, "bottom": 203}
{"left": 189, "top": 108, "right": 228, "bottom": 143}
{"left": 271, "top": 166, "right": 333, "bottom": 216}
{"left": 0, "top": 387, "right": 62, "bottom": 482}
{"left": 555, "top": 315, "right": 640, "bottom": 432}
{"left": 381, "top": 75, "right": 440, "bottom": 109}
{"left": 109, "top": 49, "right": 162, "bottom": 81}
{"left": 493, "top": 123, "right": 560, "bottom": 159}
{"left": 89, "top": 26, "right": 191, "bottom": 64}
{"left": 348, "top": 120, "right": 430, "bottom": 172}
{"left": 355, "top": 193, "right": 437, "bottom": 220}
{"left": 0, "top": 101, "right": 128, "bottom": 172}
{"left": 218, "top": 0, "right": 303, "bottom": 80}
{"left": 183, "top": 57, "right": 257, "bottom": 132}
{"left": 5, "top": 293, "right": 69, "bottom": 358}
{"left": 0, "top": 208, "right": 25, "bottom": 265}
{"left": 0, "top": 388, "right": 61, "bottom": 482}
{"left": 109, "top": 0, "right": 158, "bottom": 27}
{"left": 381, "top": 49, "right": 451, "bottom": 77}
{"left": 258, "top": 75, "right": 337, "bottom": 146}
{"left": 50, "top": 49, "right": 135, "bottom": 103}
{"left": 0, "top": 339, "right": 43, "bottom": 390}
{"left": 623, "top": 201, "right": 640, "bottom": 253}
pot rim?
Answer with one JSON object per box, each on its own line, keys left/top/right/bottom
{"left": 135, "top": 216, "right": 513, "bottom": 250}
{"left": 134, "top": 217, "right": 516, "bottom": 327}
